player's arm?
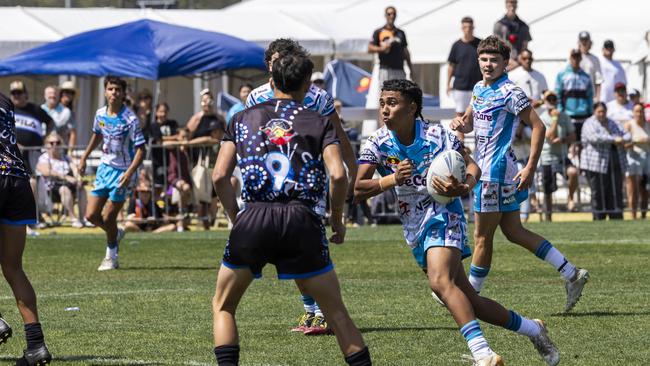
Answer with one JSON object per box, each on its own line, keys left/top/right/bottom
{"left": 404, "top": 47, "right": 415, "bottom": 79}
{"left": 323, "top": 143, "right": 347, "bottom": 244}
{"left": 515, "top": 106, "right": 546, "bottom": 190}
{"left": 117, "top": 145, "right": 145, "bottom": 188}
{"left": 450, "top": 104, "right": 474, "bottom": 133}
{"left": 327, "top": 112, "right": 357, "bottom": 194}
{"left": 212, "top": 141, "right": 239, "bottom": 223}
{"left": 447, "top": 63, "right": 456, "bottom": 95}
{"left": 354, "top": 159, "right": 412, "bottom": 201}
{"left": 78, "top": 133, "right": 102, "bottom": 175}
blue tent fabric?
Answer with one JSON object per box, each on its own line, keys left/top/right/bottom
{"left": 0, "top": 19, "right": 265, "bottom": 79}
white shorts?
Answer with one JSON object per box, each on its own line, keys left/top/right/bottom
{"left": 451, "top": 90, "right": 473, "bottom": 113}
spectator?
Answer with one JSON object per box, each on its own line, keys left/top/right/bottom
{"left": 606, "top": 82, "right": 633, "bottom": 127}
{"left": 59, "top": 81, "right": 78, "bottom": 149}
{"left": 368, "top": 6, "right": 414, "bottom": 83}
{"left": 599, "top": 40, "right": 626, "bottom": 103}
{"left": 509, "top": 49, "right": 548, "bottom": 104}
{"left": 577, "top": 31, "right": 603, "bottom": 102}
{"left": 538, "top": 91, "right": 579, "bottom": 220}
{"left": 36, "top": 132, "right": 87, "bottom": 228}
{"left": 628, "top": 89, "right": 642, "bottom": 105}
{"left": 41, "top": 85, "right": 76, "bottom": 150}
{"left": 556, "top": 49, "right": 593, "bottom": 143}
{"left": 163, "top": 127, "right": 193, "bottom": 226}
{"left": 124, "top": 180, "right": 177, "bottom": 233}
{"left": 447, "top": 16, "right": 482, "bottom": 127}
{"left": 581, "top": 102, "right": 630, "bottom": 220}
{"left": 149, "top": 102, "right": 179, "bottom": 189}
{"left": 136, "top": 89, "right": 153, "bottom": 140}
{"left": 493, "top": 0, "right": 531, "bottom": 67}
{"left": 226, "top": 83, "right": 253, "bottom": 126}
{"left": 311, "top": 71, "right": 326, "bottom": 90}
{"left": 623, "top": 103, "right": 650, "bottom": 219}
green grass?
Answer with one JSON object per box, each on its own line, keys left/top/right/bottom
{"left": 0, "top": 220, "right": 649, "bottom": 365}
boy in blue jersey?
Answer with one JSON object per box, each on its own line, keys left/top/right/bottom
{"left": 356, "top": 79, "right": 559, "bottom": 366}
{"left": 79, "top": 76, "right": 145, "bottom": 271}
{"left": 451, "top": 36, "right": 589, "bottom": 312}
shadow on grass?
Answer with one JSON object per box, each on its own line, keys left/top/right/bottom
{"left": 360, "top": 326, "right": 457, "bottom": 333}
{"left": 551, "top": 310, "right": 650, "bottom": 317}
{"left": 119, "top": 266, "right": 216, "bottom": 271}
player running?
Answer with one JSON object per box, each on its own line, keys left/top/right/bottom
{"left": 0, "top": 92, "right": 52, "bottom": 365}
{"left": 356, "top": 79, "right": 559, "bottom": 366}
{"left": 211, "top": 53, "right": 371, "bottom": 366}
{"left": 450, "top": 36, "right": 589, "bottom": 312}
{"left": 245, "top": 39, "right": 357, "bottom": 335}
{"left": 79, "top": 76, "right": 145, "bottom": 271}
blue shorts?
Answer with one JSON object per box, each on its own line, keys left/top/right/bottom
{"left": 473, "top": 181, "right": 527, "bottom": 213}
{"left": 411, "top": 212, "right": 472, "bottom": 269}
{"left": 91, "top": 164, "right": 131, "bottom": 202}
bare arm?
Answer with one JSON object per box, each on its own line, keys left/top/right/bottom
{"left": 186, "top": 112, "right": 201, "bottom": 134}
{"left": 447, "top": 63, "right": 456, "bottom": 95}
{"left": 117, "top": 145, "right": 145, "bottom": 188}
{"left": 355, "top": 159, "right": 413, "bottom": 201}
{"left": 450, "top": 105, "right": 474, "bottom": 133}
{"left": 323, "top": 143, "right": 348, "bottom": 244}
{"left": 515, "top": 106, "right": 546, "bottom": 190}
{"left": 404, "top": 47, "right": 414, "bottom": 79}
{"left": 78, "top": 133, "right": 103, "bottom": 175}
{"left": 68, "top": 128, "right": 77, "bottom": 152}
{"left": 212, "top": 141, "right": 239, "bottom": 223}
{"left": 368, "top": 42, "right": 389, "bottom": 54}
{"left": 327, "top": 112, "right": 357, "bottom": 193}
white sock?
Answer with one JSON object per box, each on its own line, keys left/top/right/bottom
{"left": 544, "top": 249, "right": 576, "bottom": 281}
{"left": 468, "top": 265, "right": 490, "bottom": 293}
{"left": 313, "top": 303, "right": 323, "bottom": 317}
{"left": 106, "top": 246, "right": 118, "bottom": 259}
{"left": 461, "top": 320, "right": 493, "bottom": 359}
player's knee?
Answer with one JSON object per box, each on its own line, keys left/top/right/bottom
{"left": 427, "top": 272, "right": 454, "bottom": 295}
{"left": 85, "top": 212, "right": 101, "bottom": 225}
{"left": 473, "top": 233, "right": 490, "bottom": 250}
{"left": 212, "top": 292, "right": 236, "bottom": 314}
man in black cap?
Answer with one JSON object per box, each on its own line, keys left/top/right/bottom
{"left": 599, "top": 39, "right": 627, "bottom": 103}
{"left": 578, "top": 31, "right": 602, "bottom": 102}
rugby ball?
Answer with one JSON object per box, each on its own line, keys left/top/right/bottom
{"left": 426, "top": 150, "right": 467, "bottom": 205}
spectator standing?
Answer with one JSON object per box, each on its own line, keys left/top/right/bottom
{"left": 509, "top": 49, "right": 548, "bottom": 104}
{"left": 493, "top": 0, "right": 531, "bottom": 67}
{"left": 599, "top": 40, "right": 626, "bottom": 103}
{"left": 41, "top": 85, "right": 76, "bottom": 150}
{"left": 136, "top": 89, "right": 153, "bottom": 140}
{"left": 623, "top": 103, "right": 650, "bottom": 219}
{"left": 226, "top": 84, "right": 253, "bottom": 126}
{"left": 149, "top": 102, "right": 179, "bottom": 190}
{"left": 606, "top": 82, "right": 633, "bottom": 127}
{"left": 447, "top": 17, "right": 482, "bottom": 123}
{"left": 163, "top": 127, "right": 193, "bottom": 227}
{"left": 556, "top": 49, "right": 593, "bottom": 143}
{"left": 577, "top": 31, "right": 603, "bottom": 102}
{"left": 581, "top": 102, "right": 630, "bottom": 220}
{"left": 59, "top": 81, "right": 78, "bottom": 150}
{"left": 368, "top": 6, "right": 414, "bottom": 83}
{"left": 538, "top": 91, "right": 579, "bottom": 219}
{"left": 628, "top": 89, "right": 641, "bottom": 105}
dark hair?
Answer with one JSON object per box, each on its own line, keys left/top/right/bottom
{"left": 381, "top": 79, "right": 424, "bottom": 120}
{"left": 461, "top": 16, "right": 473, "bottom": 24}
{"left": 593, "top": 101, "right": 607, "bottom": 112}
{"left": 519, "top": 48, "right": 532, "bottom": 57}
{"left": 264, "top": 39, "right": 307, "bottom": 64}
{"left": 271, "top": 54, "right": 314, "bottom": 93}
{"left": 633, "top": 102, "right": 645, "bottom": 110}
{"left": 155, "top": 102, "right": 169, "bottom": 112}
{"left": 477, "top": 35, "right": 511, "bottom": 60}
{"left": 239, "top": 83, "right": 253, "bottom": 92}
{"left": 138, "top": 89, "right": 153, "bottom": 101}
{"left": 104, "top": 75, "right": 127, "bottom": 92}
{"left": 385, "top": 6, "right": 396, "bottom": 13}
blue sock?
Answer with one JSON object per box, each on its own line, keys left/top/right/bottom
{"left": 468, "top": 265, "right": 490, "bottom": 292}
{"left": 301, "top": 295, "right": 315, "bottom": 313}
{"left": 460, "top": 320, "right": 493, "bottom": 359}
{"left": 505, "top": 310, "right": 541, "bottom": 337}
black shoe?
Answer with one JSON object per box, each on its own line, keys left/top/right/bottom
{"left": 16, "top": 345, "right": 52, "bottom": 366}
{"left": 0, "top": 317, "right": 12, "bottom": 344}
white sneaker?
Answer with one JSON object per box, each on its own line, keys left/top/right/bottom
{"left": 82, "top": 219, "right": 95, "bottom": 228}
{"left": 97, "top": 256, "right": 119, "bottom": 271}
{"left": 71, "top": 219, "right": 84, "bottom": 229}
{"left": 431, "top": 291, "right": 445, "bottom": 307}
{"left": 473, "top": 352, "right": 504, "bottom": 366}
{"left": 529, "top": 320, "right": 560, "bottom": 366}
{"left": 565, "top": 268, "right": 589, "bottom": 312}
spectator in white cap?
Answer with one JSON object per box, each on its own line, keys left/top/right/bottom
{"left": 311, "top": 71, "right": 325, "bottom": 90}
{"left": 578, "top": 31, "right": 603, "bottom": 102}
{"left": 628, "top": 89, "right": 641, "bottom": 105}
{"left": 599, "top": 40, "right": 626, "bottom": 103}
{"left": 607, "top": 82, "right": 633, "bottom": 127}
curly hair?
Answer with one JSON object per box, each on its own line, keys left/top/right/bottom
{"left": 104, "top": 75, "right": 127, "bottom": 93}
{"left": 272, "top": 54, "right": 314, "bottom": 93}
{"left": 381, "top": 79, "right": 424, "bottom": 120}
{"left": 477, "top": 35, "right": 511, "bottom": 60}
{"left": 264, "top": 39, "right": 308, "bottom": 64}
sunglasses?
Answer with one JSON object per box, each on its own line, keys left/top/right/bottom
{"left": 47, "top": 141, "right": 62, "bottom": 145}
{"left": 10, "top": 90, "right": 24, "bottom": 96}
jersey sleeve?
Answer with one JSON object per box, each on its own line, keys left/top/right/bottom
{"left": 223, "top": 111, "right": 239, "bottom": 143}
{"left": 505, "top": 85, "right": 531, "bottom": 115}
{"left": 447, "top": 42, "right": 458, "bottom": 64}
{"left": 371, "top": 28, "right": 380, "bottom": 45}
{"left": 129, "top": 115, "right": 146, "bottom": 147}
{"left": 322, "top": 118, "right": 340, "bottom": 150}
{"left": 319, "top": 91, "right": 336, "bottom": 117}
{"left": 445, "top": 125, "right": 463, "bottom": 153}
{"left": 92, "top": 112, "right": 101, "bottom": 134}
{"left": 244, "top": 91, "right": 256, "bottom": 108}
{"left": 400, "top": 29, "right": 408, "bottom": 47}
{"left": 358, "top": 134, "right": 381, "bottom": 165}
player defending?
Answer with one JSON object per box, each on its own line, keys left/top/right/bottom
{"left": 79, "top": 76, "right": 145, "bottom": 271}
{"left": 451, "top": 36, "right": 589, "bottom": 312}
{"left": 0, "top": 93, "right": 52, "bottom": 365}
{"left": 356, "top": 79, "right": 559, "bottom": 366}
{"left": 211, "top": 53, "right": 371, "bottom": 365}
{"left": 246, "top": 38, "right": 357, "bottom": 334}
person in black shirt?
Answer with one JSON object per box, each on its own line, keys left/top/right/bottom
{"left": 149, "top": 102, "right": 179, "bottom": 189}
{"left": 0, "top": 92, "right": 52, "bottom": 365}
{"left": 493, "top": 0, "right": 532, "bottom": 68}
{"left": 447, "top": 17, "right": 482, "bottom": 122}
{"left": 211, "top": 54, "right": 371, "bottom": 366}
{"left": 368, "top": 6, "right": 414, "bottom": 84}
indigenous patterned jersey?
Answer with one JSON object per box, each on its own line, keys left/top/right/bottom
{"left": 471, "top": 74, "right": 531, "bottom": 184}
{"left": 0, "top": 93, "right": 29, "bottom": 179}
{"left": 92, "top": 106, "right": 145, "bottom": 170}
{"left": 246, "top": 82, "right": 336, "bottom": 117}
{"left": 359, "top": 119, "right": 465, "bottom": 247}
{"left": 225, "top": 99, "right": 339, "bottom": 205}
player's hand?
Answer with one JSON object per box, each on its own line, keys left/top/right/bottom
{"left": 394, "top": 159, "right": 413, "bottom": 185}
{"left": 117, "top": 172, "right": 131, "bottom": 188}
{"left": 431, "top": 175, "right": 469, "bottom": 197}
{"left": 514, "top": 165, "right": 534, "bottom": 191}
{"left": 450, "top": 115, "right": 467, "bottom": 132}
{"left": 78, "top": 159, "right": 87, "bottom": 176}
{"left": 330, "top": 219, "right": 346, "bottom": 244}
{"left": 550, "top": 137, "right": 562, "bottom": 144}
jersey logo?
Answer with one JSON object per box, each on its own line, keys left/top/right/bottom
{"left": 386, "top": 156, "right": 401, "bottom": 167}
{"left": 260, "top": 118, "right": 296, "bottom": 146}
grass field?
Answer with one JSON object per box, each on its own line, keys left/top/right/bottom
{"left": 0, "top": 220, "right": 649, "bottom": 365}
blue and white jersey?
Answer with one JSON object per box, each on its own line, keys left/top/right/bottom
{"left": 92, "top": 106, "right": 145, "bottom": 170}
{"left": 246, "top": 82, "right": 336, "bottom": 117}
{"left": 359, "top": 119, "right": 465, "bottom": 247}
{"left": 471, "top": 74, "right": 531, "bottom": 184}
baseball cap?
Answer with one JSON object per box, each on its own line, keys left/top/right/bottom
{"left": 578, "top": 31, "right": 591, "bottom": 41}
{"left": 629, "top": 89, "right": 641, "bottom": 98}
{"left": 311, "top": 71, "right": 324, "bottom": 83}
{"left": 9, "top": 81, "right": 26, "bottom": 93}
{"left": 60, "top": 80, "right": 76, "bottom": 93}
{"left": 199, "top": 88, "right": 212, "bottom": 97}
{"left": 603, "top": 40, "right": 615, "bottom": 49}
{"left": 614, "top": 82, "right": 626, "bottom": 91}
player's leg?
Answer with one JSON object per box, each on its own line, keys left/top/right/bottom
{"left": 212, "top": 264, "right": 254, "bottom": 366}
{"left": 566, "top": 165, "right": 579, "bottom": 212}
{"left": 499, "top": 211, "right": 589, "bottom": 311}
{"left": 291, "top": 282, "right": 318, "bottom": 333}
{"left": 469, "top": 212, "right": 501, "bottom": 293}
{"left": 296, "top": 270, "right": 371, "bottom": 365}
{"left": 84, "top": 194, "right": 108, "bottom": 230}
{"left": 97, "top": 199, "right": 126, "bottom": 271}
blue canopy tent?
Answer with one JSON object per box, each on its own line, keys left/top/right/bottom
{"left": 0, "top": 19, "right": 266, "bottom": 79}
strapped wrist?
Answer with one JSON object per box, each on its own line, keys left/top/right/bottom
{"left": 378, "top": 174, "right": 397, "bottom": 191}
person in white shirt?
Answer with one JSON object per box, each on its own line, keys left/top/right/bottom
{"left": 606, "top": 82, "right": 633, "bottom": 127}
{"left": 578, "top": 31, "right": 602, "bottom": 102}
{"left": 599, "top": 40, "right": 626, "bottom": 103}
{"left": 508, "top": 49, "right": 548, "bottom": 104}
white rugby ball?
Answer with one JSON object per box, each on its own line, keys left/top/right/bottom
{"left": 426, "top": 150, "right": 467, "bottom": 205}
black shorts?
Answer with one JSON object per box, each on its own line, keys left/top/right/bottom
{"left": 541, "top": 159, "right": 575, "bottom": 194}
{"left": 222, "top": 201, "right": 332, "bottom": 279}
{"left": 0, "top": 176, "right": 37, "bottom": 225}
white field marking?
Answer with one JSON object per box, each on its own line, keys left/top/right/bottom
{"left": 0, "top": 288, "right": 198, "bottom": 301}
{"left": 0, "top": 357, "right": 213, "bottom": 366}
